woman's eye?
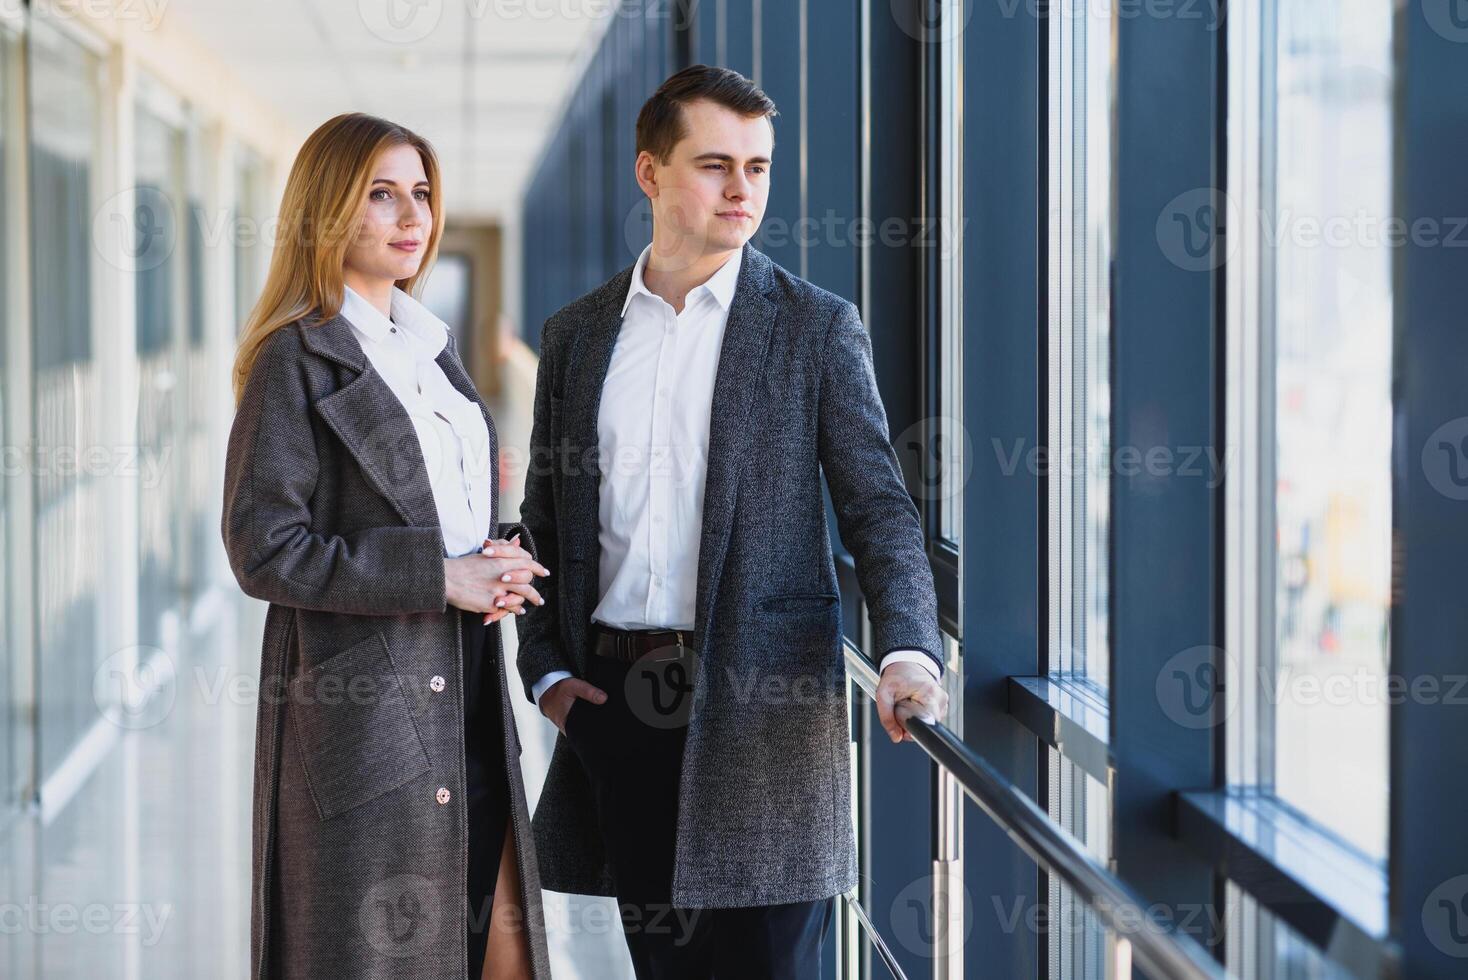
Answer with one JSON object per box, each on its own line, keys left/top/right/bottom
{"left": 414, "top": 189, "right": 430, "bottom": 201}
{"left": 370, "top": 189, "right": 390, "bottom": 201}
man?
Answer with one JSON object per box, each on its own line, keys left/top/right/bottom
{"left": 516, "top": 64, "right": 948, "bottom": 977}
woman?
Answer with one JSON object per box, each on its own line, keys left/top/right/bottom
{"left": 223, "top": 113, "right": 551, "bottom": 979}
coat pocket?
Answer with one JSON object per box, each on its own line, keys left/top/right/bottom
{"left": 288, "top": 632, "right": 431, "bottom": 821}
{"left": 754, "top": 592, "right": 840, "bottom": 617}
{"left": 751, "top": 593, "right": 844, "bottom": 691}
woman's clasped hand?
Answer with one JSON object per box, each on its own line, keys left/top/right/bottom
{"left": 443, "top": 534, "right": 551, "bottom": 625}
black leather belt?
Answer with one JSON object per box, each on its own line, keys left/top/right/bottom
{"left": 590, "top": 623, "right": 691, "bottom": 663}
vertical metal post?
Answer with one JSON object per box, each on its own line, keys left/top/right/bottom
{"left": 933, "top": 634, "right": 964, "bottom": 979}
{"left": 1105, "top": 933, "right": 1133, "bottom": 980}
{"left": 933, "top": 767, "right": 964, "bottom": 979}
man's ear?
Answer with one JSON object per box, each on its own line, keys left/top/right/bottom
{"left": 634, "top": 149, "right": 659, "bottom": 200}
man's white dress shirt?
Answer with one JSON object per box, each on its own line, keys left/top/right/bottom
{"left": 341, "top": 284, "right": 492, "bottom": 559}
{"left": 531, "top": 246, "right": 939, "bottom": 702}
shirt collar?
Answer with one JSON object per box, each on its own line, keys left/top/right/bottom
{"left": 341, "top": 283, "right": 449, "bottom": 359}
{"left": 620, "top": 244, "right": 743, "bottom": 318}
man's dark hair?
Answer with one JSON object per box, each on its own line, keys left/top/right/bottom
{"left": 636, "top": 64, "right": 778, "bottom": 164}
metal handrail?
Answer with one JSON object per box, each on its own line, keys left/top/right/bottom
{"left": 843, "top": 641, "right": 1227, "bottom": 980}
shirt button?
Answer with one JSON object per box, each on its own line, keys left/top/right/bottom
{"left": 435, "top": 787, "right": 451, "bottom": 805}
{"left": 658, "top": 388, "right": 670, "bottom": 398}
{"left": 429, "top": 675, "right": 446, "bottom": 693}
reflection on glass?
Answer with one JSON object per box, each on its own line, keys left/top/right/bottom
{"left": 939, "top": 22, "right": 963, "bottom": 543}
{"left": 183, "top": 125, "right": 210, "bottom": 600}
{"left": 1047, "top": 0, "right": 1112, "bottom": 689}
{"left": 233, "top": 147, "right": 267, "bottom": 331}
{"left": 1226, "top": 881, "right": 1343, "bottom": 978}
{"left": 29, "top": 20, "right": 103, "bottom": 780}
{"left": 0, "top": 24, "right": 14, "bottom": 811}
{"left": 135, "top": 102, "right": 185, "bottom": 650}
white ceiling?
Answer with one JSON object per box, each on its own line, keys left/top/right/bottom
{"left": 163, "top": 0, "right": 610, "bottom": 222}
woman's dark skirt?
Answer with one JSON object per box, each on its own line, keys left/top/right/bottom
{"left": 461, "top": 609, "right": 511, "bottom": 978}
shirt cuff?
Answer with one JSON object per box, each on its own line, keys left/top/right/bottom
{"left": 531, "top": 670, "right": 574, "bottom": 704}
{"left": 878, "top": 649, "right": 942, "bottom": 681}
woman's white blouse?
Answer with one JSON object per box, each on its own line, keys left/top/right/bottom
{"left": 340, "top": 284, "right": 492, "bottom": 558}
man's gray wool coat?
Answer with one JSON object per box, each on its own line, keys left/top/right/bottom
{"left": 516, "top": 243, "right": 944, "bottom": 909}
{"left": 222, "top": 312, "right": 552, "bottom": 979}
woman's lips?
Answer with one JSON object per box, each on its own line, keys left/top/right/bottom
{"left": 389, "top": 240, "right": 421, "bottom": 251}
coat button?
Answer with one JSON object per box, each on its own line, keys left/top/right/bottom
{"left": 429, "top": 675, "right": 446, "bottom": 693}
{"left": 435, "top": 787, "right": 451, "bottom": 805}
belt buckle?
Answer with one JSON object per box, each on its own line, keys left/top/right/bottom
{"left": 654, "top": 629, "right": 687, "bottom": 664}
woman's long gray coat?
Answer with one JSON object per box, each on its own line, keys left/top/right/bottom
{"left": 221, "top": 312, "right": 551, "bottom": 979}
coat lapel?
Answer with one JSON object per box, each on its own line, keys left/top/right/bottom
{"left": 561, "top": 267, "right": 635, "bottom": 565}
{"left": 301, "top": 312, "right": 442, "bottom": 531}
{"left": 693, "top": 246, "right": 777, "bottom": 641}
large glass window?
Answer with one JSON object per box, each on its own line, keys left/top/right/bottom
{"left": 1226, "top": 0, "right": 1392, "bottom": 860}
{"left": 1043, "top": 14, "right": 1114, "bottom": 975}
{"left": 182, "top": 116, "right": 210, "bottom": 602}
{"left": 0, "top": 18, "right": 21, "bottom": 817}
{"left": 937, "top": 17, "right": 963, "bottom": 546}
{"left": 29, "top": 18, "right": 104, "bottom": 781}
{"left": 1046, "top": 751, "right": 1111, "bottom": 980}
{"left": 1047, "top": 0, "right": 1112, "bottom": 691}
{"left": 233, "top": 146, "right": 268, "bottom": 331}
{"left": 135, "top": 90, "right": 187, "bottom": 649}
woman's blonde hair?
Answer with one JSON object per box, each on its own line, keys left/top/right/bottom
{"left": 232, "top": 112, "right": 444, "bottom": 404}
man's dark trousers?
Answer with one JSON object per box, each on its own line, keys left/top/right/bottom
{"left": 562, "top": 640, "right": 834, "bottom": 978}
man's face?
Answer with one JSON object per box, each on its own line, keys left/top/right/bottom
{"left": 642, "top": 99, "right": 773, "bottom": 261}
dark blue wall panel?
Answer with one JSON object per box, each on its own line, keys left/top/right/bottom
{"left": 521, "top": 4, "right": 674, "bottom": 346}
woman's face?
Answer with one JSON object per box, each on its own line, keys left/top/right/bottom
{"left": 343, "top": 143, "right": 432, "bottom": 285}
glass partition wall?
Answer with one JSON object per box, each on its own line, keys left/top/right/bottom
{"left": 28, "top": 17, "right": 105, "bottom": 787}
